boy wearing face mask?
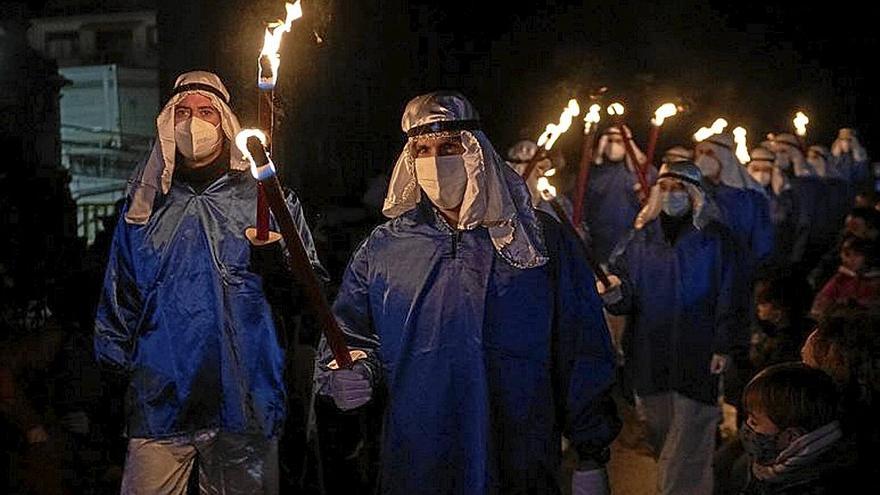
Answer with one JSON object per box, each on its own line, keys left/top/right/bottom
{"left": 94, "top": 71, "right": 324, "bottom": 494}
{"left": 580, "top": 126, "right": 654, "bottom": 265}
{"left": 317, "top": 92, "right": 619, "bottom": 495}
{"left": 597, "top": 161, "right": 741, "bottom": 495}
{"left": 740, "top": 363, "right": 856, "bottom": 495}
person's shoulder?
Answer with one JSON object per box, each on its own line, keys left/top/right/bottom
{"left": 360, "top": 210, "right": 421, "bottom": 248}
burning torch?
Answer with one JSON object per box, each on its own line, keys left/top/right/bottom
{"left": 645, "top": 103, "right": 681, "bottom": 169}
{"left": 607, "top": 102, "right": 651, "bottom": 203}
{"left": 520, "top": 98, "right": 580, "bottom": 180}
{"left": 537, "top": 176, "right": 612, "bottom": 290}
{"left": 793, "top": 111, "right": 809, "bottom": 151}
{"left": 236, "top": 129, "right": 354, "bottom": 368}
{"left": 571, "top": 102, "right": 603, "bottom": 226}
{"left": 250, "top": 0, "right": 304, "bottom": 244}
{"left": 693, "top": 118, "right": 729, "bottom": 142}
{"left": 733, "top": 126, "right": 751, "bottom": 164}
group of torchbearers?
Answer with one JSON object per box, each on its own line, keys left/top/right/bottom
{"left": 93, "top": 68, "right": 874, "bottom": 495}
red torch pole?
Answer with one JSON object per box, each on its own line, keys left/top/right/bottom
{"left": 644, "top": 124, "right": 660, "bottom": 171}
{"left": 613, "top": 115, "right": 651, "bottom": 204}
{"left": 571, "top": 125, "right": 599, "bottom": 227}
{"left": 256, "top": 55, "right": 275, "bottom": 242}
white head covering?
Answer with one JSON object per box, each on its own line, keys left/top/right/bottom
{"left": 698, "top": 133, "right": 767, "bottom": 194}
{"left": 383, "top": 91, "right": 547, "bottom": 269}
{"left": 594, "top": 125, "right": 646, "bottom": 171}
{"left": 768, "top": 133, "right": 813, "bottom": 177}
{"left": 505, "top": 139, "right": 552, "bottom": 178}
{"left": 125, "top": 71, "right": 247, "bottom": 224}
{"left": 663, "top": 145, "right": 694, "bottom": 165}
{"left": 748, "top": 146, "right": 788, "bottom": 196}
{"left": 634, "top": 161, "right": 719, "bottom": 231}
{"left": 808, "top": 145, "right": 838, "bottom": 178}
{"left": 832, "top": 128, "right": 869, "bottom": 162}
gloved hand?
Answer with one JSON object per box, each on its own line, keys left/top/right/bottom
{"left": 710, "top": 353, "right": 730, "bottom": 375}
{"left": 326, "top": 351, "right": 372, "bottom": 411}
{"left": 596, "top": 275, "right": 622, "bottom": 306}
{"left": 572, "top": 468, "right": 609, "bottom": 495}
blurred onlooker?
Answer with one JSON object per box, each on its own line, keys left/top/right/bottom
{"left": 751, "top": 276, "right": 814, "bottom": 370}
{"left": 801, "top": 310, "right": 880, "bottom": 479}
{"left": 808, "top": 207, "right": 880, "bottom": 290}
{"left": 810, "top": 236, "right": 879, "bottom": 319}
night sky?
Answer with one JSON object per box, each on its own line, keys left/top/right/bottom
{"left": 29, "top": 0, "right": 880, "bottom": 204}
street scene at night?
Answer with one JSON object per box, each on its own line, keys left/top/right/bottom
{"left": 1, "top": 1, "right": 879, "bottom": 493}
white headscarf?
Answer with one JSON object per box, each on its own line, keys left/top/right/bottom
{"left": 594, "top": 125, "right": 646, "bottom": 172}
{"left": 699, "top": 133, "right": 767, "bottom": 195}
{"left": 663, "top": 145, "right": 694, "bottom": 165}
{"left": 769, "top": 133, "right": 814, "bottom": 177}
{"left": 125, "top": 71, "right": 247, "bottom": 224}
{"left": 383, "top": 91, "right": 547, "bottom": 269}
{"left": 808, "top": 145, "right": 839, "bottom": 179}
{"left": 748, "top": 146, "right": 789, "bottom": 196}
{"left": 634, "top": 161, "right": 719, "bottom": 231}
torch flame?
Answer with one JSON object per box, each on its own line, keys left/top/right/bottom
{"left": 537, "top": 98, "right": 580, "bottom": 151}
{"left": 258, "top": 1, "right": 304, "bottom": 90}
{"left": 537, "top": 176, "right": 557, "bottom": 202}
{"left": 607, "top": 102, "right": 625, "bottom": 116}
{"left": 651, "top": 102, "right": 679, "bottom": 127}
{"left": 235, "top": 129, "right": 276, "bottom": 180}
{"left": 793, "top": 111, "right": 809, "bottom": 137}
{"left": 583, "top": 103, "right": 602, "bottom": 134}
{"left": 733, "top": 126, "right": 751, "bottom": 164}
{"left": 693, "top": 118, "right": 729, "bottom": 142}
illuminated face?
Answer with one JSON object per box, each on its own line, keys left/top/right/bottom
{"left": 412, "top": 134, "right": 466, "bottom": 158}
{"left": 658, "top": 178, "right": 686, "bottom": 193}
{"left": 174, "top": 93, "right": 221, "bottom": 126}
{"left": 746, "top": 409, "right": 780, "bottom": 436}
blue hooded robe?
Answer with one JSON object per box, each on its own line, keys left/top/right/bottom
{"left": 318, "top": 202, "right": 619, "bottom": 494}
{"left": 95, "top": 168, "right": 322, "bottom": 439}
{"left": 607, "top": 218, "right": 740, "bottom": 405}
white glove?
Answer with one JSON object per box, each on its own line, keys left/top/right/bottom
{"left": 596, "top": 275, "right": 623, "bottom": 305}
{"left": 710, "top": 353, "right": 730, "bottom": 375}
{"left": 572, "top": 468, "right": 610, "bottom": 495}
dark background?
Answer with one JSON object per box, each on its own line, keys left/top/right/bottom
{"left": 18, "top": 0, "right": 879, "bottom": 207}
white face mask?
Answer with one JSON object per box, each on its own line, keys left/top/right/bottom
{"left": 695, "top": 154, "right": 721, "bottom": 181}
{"left": 415, "top": 155, "right": 468, "bottom": 210}
{"left": 175, "top": 117, "right": 222, "bottom": 162}
{"left": 661, "top": 190, "right": 692, "bottom": 217}
{"left": 750, "top": 170, "right": 772, "bottom": 187}
{"left": 605, "top": 142, "right": 626, "bottom": 163}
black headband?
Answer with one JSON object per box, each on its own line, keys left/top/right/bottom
{"left": 171, "top": 83, "right": 229, "bottom": 104}
{"left": 406, "top": 119, "right": 481, "bottom": 138}
{"left": 658, "top": 172, "right": 702, "bottom": 188}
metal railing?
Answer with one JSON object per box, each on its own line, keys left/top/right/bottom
{"left": 77, "top": 202, "right": 118, "bottom": 245}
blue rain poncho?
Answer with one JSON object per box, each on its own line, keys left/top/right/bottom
{"left": 317, "top": 92, "right": 619, "bottom": 494}
{"left": 95, "top": 72, "right": 323, "bottom": 439}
